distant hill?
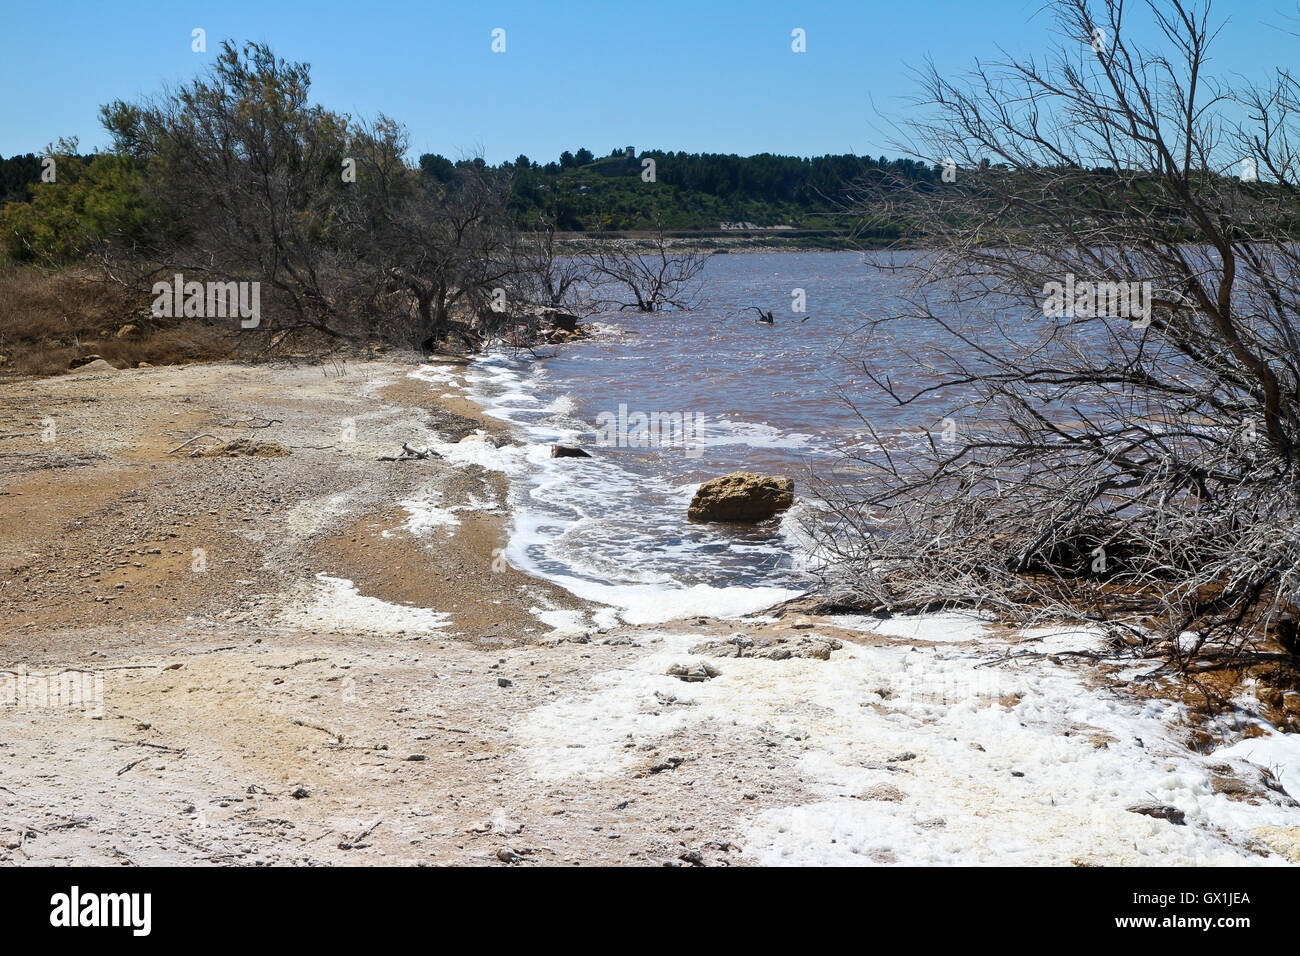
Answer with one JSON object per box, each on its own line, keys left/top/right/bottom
{"left": 0, "top": 147, "right": 930, "bottom": 246}
{"left": 474, "top": 148, "right": 936, "bottom": 240}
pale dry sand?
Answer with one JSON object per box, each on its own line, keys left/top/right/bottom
{"left": 0, "top": 357, "right": 816, "bottom": 865}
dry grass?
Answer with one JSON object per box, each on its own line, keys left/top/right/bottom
{"left": 0, "top": 263, "right": 235, "bottom": 376}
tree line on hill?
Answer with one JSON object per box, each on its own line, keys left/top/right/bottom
{"left": 2, "top": 142, "right": 932, "bottom": 238}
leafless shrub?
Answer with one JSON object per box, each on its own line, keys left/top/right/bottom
{"left": 510, "top": 221, "right": 597, "bottom": 316}
{"left": 814, "top": 0, "right": 1300, "bottom": 665}
{"left": 585, "top": 221, "right": 707, "bottom": 312}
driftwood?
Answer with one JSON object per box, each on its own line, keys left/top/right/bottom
{"left": 216, "top": 416, "right": 283, "bottom": 429}
{"left": 166, "top": 433, "right": 220, "bottom": 455}
{"left": 338, "top": 819, "right": 382, "bottom": 850}
{"left": 378, "top": 442, "right": 440, "bottom": 462}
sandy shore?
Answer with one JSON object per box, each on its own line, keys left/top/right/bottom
{"left": 2, "top": 357, "right": 1299, "bottom": 866}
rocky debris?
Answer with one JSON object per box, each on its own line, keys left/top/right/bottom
{"left": 551, "top": 444, "right": 591, "bottom": 459}
{"left": 537, "top": 308, "right": 590, "bottom": 345}
{"left": 505, "top": 307, "right": 591, "bottom": 346}
{"left": 193, "top": 438, "right": 290, "bottom": 458}
{"left": 1126, "top": 802, "right": 1186, "bottom": 824}
{"left": 1251, "top": 826, "right": 1300, "bottom": 862}
{"left": 688, "top": 633, "right": 842, "bottom": 661}
{"left": 667, "top": 662, "right": 720, "bottom": 682}
{"left": 888, "top": 751, "right": 917, "bottom": 763}
{"left": 545, "top": 325, "right": 593, "bottom": 345}
{"left": 544, "top": 309, "right": 579, "bottom": 332}
{"left": 1207, "top": 765, "right": 1298, "bottom": 806}
{"left": 687, "top": 472, "right": 794, "bottom": 523}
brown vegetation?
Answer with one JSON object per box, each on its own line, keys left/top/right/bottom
{"left": 0, "top": 263, "right": 233, "bottom": 376}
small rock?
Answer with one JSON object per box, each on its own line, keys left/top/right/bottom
{"left": 551, "top": 444, "right": 591, "bottom": 458}
{"left": 667, "top": 662, "right": 719, "bottom": 682}
{"left": 291, "top": 786, "right": 310, "bottom": 799}
{"left": 496, "top": 846, "right": 523, "bottom": 863}
{"left": 497, "top": 677, "right": 512, "bottom": 688}
{"left": 1126, "top": 802, "right": 1185, "bottom": 824}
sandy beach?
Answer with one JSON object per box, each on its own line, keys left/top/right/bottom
{"left": 1, "top": 356, "right": 1299, "bottom": 866}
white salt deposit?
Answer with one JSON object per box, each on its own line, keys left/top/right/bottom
{"left": 513, "top": 620, "right": 1300, "bottom": 865}
{"left": 278, "top": 574, "right": 451, "bottom": 636}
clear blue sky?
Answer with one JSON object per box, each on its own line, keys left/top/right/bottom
{"left": 1, "top": 0, "right": 1294, "bottom": 162}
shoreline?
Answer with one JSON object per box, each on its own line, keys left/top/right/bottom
{"left": 1, "top": 357, "right": 1298, "bottom": 865}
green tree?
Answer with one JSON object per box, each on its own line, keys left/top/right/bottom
{"left": 0, "top": 142, "right": 148, "bottom": 263}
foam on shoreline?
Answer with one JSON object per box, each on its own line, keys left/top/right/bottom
{"left": 409, "top": 357, "right": 809, "bottom": 625}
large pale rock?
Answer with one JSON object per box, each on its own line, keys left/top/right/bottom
{"left": 67, "top": 357, "right": 118, "bottom": 374}
{"left": 687, "top": 472, "right": 794, "bottom": 523}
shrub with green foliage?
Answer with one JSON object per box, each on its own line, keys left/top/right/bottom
{"left": 0, "top": 150, "right": 149, "bottom": 263}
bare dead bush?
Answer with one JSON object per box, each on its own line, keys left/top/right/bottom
{"left": 813, "top": 0, "right": 1300, "bottom": 666}
{"left": 510, "top": 221, "right": 597, "bottom": 316}
{"left": 585, "top": 222, "right": 708, "bottom": 312}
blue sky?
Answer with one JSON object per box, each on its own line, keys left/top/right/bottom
{"left": 1, "top": 0, "right": 1295, "bottom": 162}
